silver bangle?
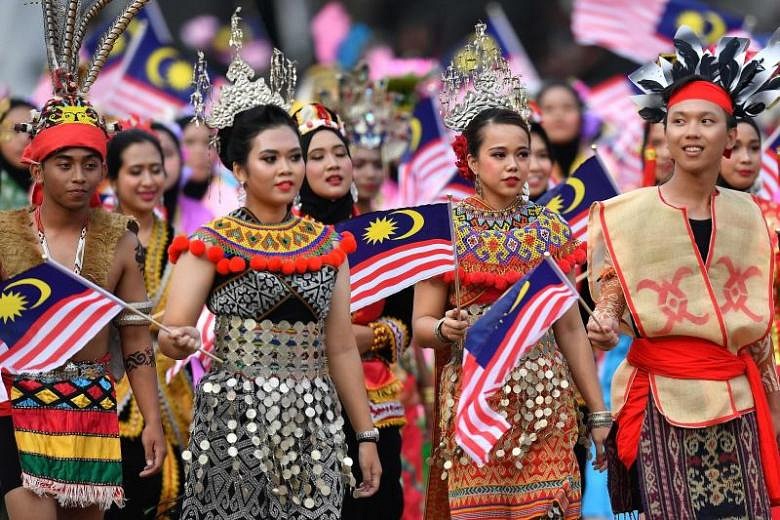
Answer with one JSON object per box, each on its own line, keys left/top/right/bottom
{"left": 434, "top": 317, "right": 450, "bottom": 344}
{"left": 587, "top": 410, "right": 613, "bottom": 429}
{"left": 356, "top": 427, "right": 380, "bottom": 443}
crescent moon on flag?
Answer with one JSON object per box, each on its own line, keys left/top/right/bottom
{"left": 391, "top": 209, "right": 425, "bottom": 240}
{"left": 563, "top": 177, "right": 586, "bottom": 214}
{"left": 509, "top": 281, "right": 531, "bottom": 314}
{"left": 4, "top": 278, "right": 52, "bottom": 309}
{"left": 146, "top": 47, "right": 179, "bottom": 88}
{"left": 409, "top": 118, "right": 422, "bottom": 152}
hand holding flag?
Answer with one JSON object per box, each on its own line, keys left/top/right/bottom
{"left": 456, "top": 256, "right": 579, "bottom": 465}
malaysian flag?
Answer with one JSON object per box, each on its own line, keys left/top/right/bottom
{"left": 432, "top": 172, "right": 475, "bottom": 204}
{"left": 99, "top": 12, "right": 190, "bottom": 120}
{"left": 398, "top": 97, "right": 458, "bottom": 206}
{"left": 572, "top": 0, "right": 745, "bottom": 63}
{"left": 165, "top": 306, "right": 215, "bottom": 384}
{"left": 585, "top": 75, "right": 645, "bottom": 191}
{"left": 0, "top": 262, "right": 124, "bottom": 401}
{"left": 758, "top": 127, "right": 780, "bottom": 202}
{"left": 457, "top": 256, "right": 578, "bottom": 464}
{"left": 536, "top": 152, "right": 620, "bottom": 242}
{"left": 335, "top": 203, "right": 455, "bottom": 312}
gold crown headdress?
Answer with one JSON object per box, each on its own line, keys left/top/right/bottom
{"left": 318, "top": 62, "right": 410, "bottom": 161}
{"left": 439, "top": 21, "right": 529, "bottom": 132}
{"left": 202, "top": 7, "right": 297, "bottom": 130}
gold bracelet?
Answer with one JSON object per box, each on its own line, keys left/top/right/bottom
{"left": 422, "top": 387, "right": 435, "bottom": 406}
{"left": 368, "top": 322, "right": 391, "bottom": 352}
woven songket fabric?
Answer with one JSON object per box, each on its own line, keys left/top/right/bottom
{"left": 7, "top": 357, "right": 122, "bottom": 509}
{"left": 425, "top": 198, "right": 586, "bottom": 520}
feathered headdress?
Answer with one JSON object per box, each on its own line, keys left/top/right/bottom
{"left": 17, "top": 0, "right": 152, "bottom": 165}
{"left": 630, "top": 26, "right": 780, "bottom": 122}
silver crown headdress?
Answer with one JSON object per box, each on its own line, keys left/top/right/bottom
{"left": 319, "top": 62, "right": 410, "bottom": 160}
{"left": 202, "top": 7, "right": 297, "bottom": 130}
{"left": 630, "top": 25, "right": 780, "bottom": 122}
{"left": 439, "top": 21, "right": 529, "bottom": 133}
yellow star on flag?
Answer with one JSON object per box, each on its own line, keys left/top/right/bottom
{"left": 363, "top": 216, "right": 398, "bottom": 245}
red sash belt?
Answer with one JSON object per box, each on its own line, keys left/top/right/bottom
{"left": 617, "top": 336, "right": 780, "bottom": 505}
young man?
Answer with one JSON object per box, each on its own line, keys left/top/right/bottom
{"left": 0, "top": 89, "right": 168, "bottom": 519}
{"left": 587, "top": 28, "right": 780, "bottom": 518}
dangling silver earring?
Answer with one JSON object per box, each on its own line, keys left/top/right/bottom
{"left": 474, "top": 176, "right": 483, "bottom": 197}
{"left": 293, "top": 192, "right": 301, "bottom": 209}
{"left": 521, "top": 181, "right": 530, "bottom": 204}
{"left": 237, "top": 182, "right": 246, "bottom": 206}
{"left": 350, "top": 181, "right": 359, "bottom": 203}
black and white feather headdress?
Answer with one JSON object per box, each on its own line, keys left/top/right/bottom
{"left": 629, "top": 25, "right": 780, "bottom": 122}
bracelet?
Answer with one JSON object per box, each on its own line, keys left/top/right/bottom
{"left": 587, "top": 410, "right": 613, "bottom": 429}
{"left": 434, "top": 317, "right": 450, "bottom": 344}
{"left": 422, "top": 386, "right": 435, "bottom": 406}
{"left": 356, "top": 427, "right": 380, "bottom": 443}
{"left": 368, "top": 322, "right": 392, "bottom": 353}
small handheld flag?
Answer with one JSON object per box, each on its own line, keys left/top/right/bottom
{"left": 335, "top": 203, "right": 455, "bottom": 312}
{"left": 536, "top": 152, "right": 620, "bottom": 241}
{"left": 165, "top": 306, "right": 216, "bottom": 384}
{"left": 456, "top": 256, "right": 578, "bottom": 465}
{"left": 0, "top": 262, "right": 125, "bottom": 400}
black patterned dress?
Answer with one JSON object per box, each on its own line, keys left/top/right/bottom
{"left": 174, "top": 208, "right": 357, "bottom": 520}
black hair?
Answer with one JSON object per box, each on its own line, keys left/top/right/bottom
{"left": 462, "top": 108, "right": 530, "bottom": 158}
{"left": 735, "top": 116, "right": 762, "bottom": 146}
{"left": 662, "top": 75, "right": 737, "bottom": 129}
{"left": 151, "top": 121, "right": 181, "bottom": 154}
{"left": 216, "top": 105, "right": 299, "bottom": 170}
{"left": 0, "top": 98, "right": 36, "bottom": 124}
{"left": 106, "top": 129, "right": 165, "bottom": 180}
{"left": 537, "top": 80, "right": 585, "bottom": 112}
{"left": 529, "top": 122, "right": 554, "bottom": 162}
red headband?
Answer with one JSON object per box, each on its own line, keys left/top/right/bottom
{"left": 22, "top": 123, "right": 108, "bottom": 165}
{"left": 668, "top": 80, "right": 734, "bottom": 115}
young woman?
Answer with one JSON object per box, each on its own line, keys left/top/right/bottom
{"left": 641, "top": 121, "right": 674, "bottom": 186}
{"left": 159, "top": 103, "right": 381, "bottom": 519}
{"left": 527, "top": 122, "right": 555, "bottom": 201}
{"left": 0, "top": 98, "right": 35, "bottom": 209}
{"left": 104, "top": 129, "right": 193, "bottom": 520}
{"left": 293, "top": 102, "right": 409, "bottom": 520}
{"left": 416, "top": 107, "right": 609, "bottom": 519}
{"left": 538, "top": 82, "right": 592, "bottom": 182}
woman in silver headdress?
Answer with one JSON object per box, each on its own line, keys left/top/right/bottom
{"left": 159, "top": 10, "right": 381, "bottom": 520}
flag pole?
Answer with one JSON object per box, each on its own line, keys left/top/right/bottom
{"left": 45, "top": 259, "right": 223, "bottom": 363}
{"left": 447, "top": 196, "right": 462, "bottom": 314}
{"left": 542, "top": 253, "right": 605, "bottom": 331}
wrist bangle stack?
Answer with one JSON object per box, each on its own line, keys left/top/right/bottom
{"left": 587, "top": 410, "right": 613, "bottom": 429}
{"left": 422, "top": 387, "right": 435, "bottom": 406}
{"left": 434, "top": 317, "right": 450, "bottom": 344}
{"left": 356, "top": 427, "right": 380, "bottom": 444}
{"left": 368, "top": 322, "right": 391, "bottom": 352}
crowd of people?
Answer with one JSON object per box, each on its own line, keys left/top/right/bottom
{"left": 1, "top": 2, "right": 780, "bottom": 520}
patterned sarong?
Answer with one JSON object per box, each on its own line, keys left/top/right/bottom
{"left": 8, "top": 357, "right": 124, "bottom": 510}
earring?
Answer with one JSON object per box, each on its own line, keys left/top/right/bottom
{"left": 293, "top": 192, "right": 301, "bottom": 209}
{"left": 474, "top": 176, "right": 483, "bottom": 197}
{"left": 350, "top": 181, "right": 359, "bottom": 203}
{"left": 237, "top": 182, "right": 246, "bottom": 206}
{"left": 521, "top": 181, "right": 530, "bottom": 204}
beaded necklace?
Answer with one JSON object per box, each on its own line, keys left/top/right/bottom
{"left": 34, "top": 206, "right": 88, "bottom": 274}
{"left": 143, "top": 216, "right": 169, "bottom": 298}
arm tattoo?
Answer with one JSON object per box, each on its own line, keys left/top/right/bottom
{"left": 124, "top": 346, "right": 156, "bottom": 373}
{"left": 134, "top": 238, "right": 146, "bottom": 276}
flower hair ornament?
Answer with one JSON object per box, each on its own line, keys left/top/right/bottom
{"left": 192, "top": 7, "right": 297, "bottom": 133}
{"left": 439, "top": 21, "right": 530, "bottom": 180}
{"left": 629, "top": 25, "right": 780, "bottom": 123}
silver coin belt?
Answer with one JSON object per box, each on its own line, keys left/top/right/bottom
{"left": 16, "top": 357, "right": 109, "bottom": 382}
{"left": 435, "top": 304, "right": 577, "bottom": 479}
{"left": 182, "top": 317, "right": 356, "bottom": 508}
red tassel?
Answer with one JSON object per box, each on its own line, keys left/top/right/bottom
{"left": 189, "top": 239, "right": 206, "bottom": 257}
{"left": 229, "top": 256, "right": 246, "bottom": 273}
{"left": 494, "top": 277, "right": 508, "bottom": 291}
{"left": 307, "top": 257, "right": 323, "bottom": 271}
{"left": 250, "top": 255, "right": 267, "bottom": 270}
{"left": 267, "top": 257, "right": 282, "bottom": 272}
{"left": 295, "top": 258, "right": 309, "bottom": 274}
{"left": 340, "top": 232, "right": 357, "bottom": 253}
{"left": 206, "top": 246, "right": 224, "bottom": 263}
{"left": 281, "top": 261, "right": 296, "bottom": 275}
{"left": 31, "top": 182, "right": 43, "bottom": 206}
{"left": 216, "top": 258, "right": 231, "bottom": 275}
